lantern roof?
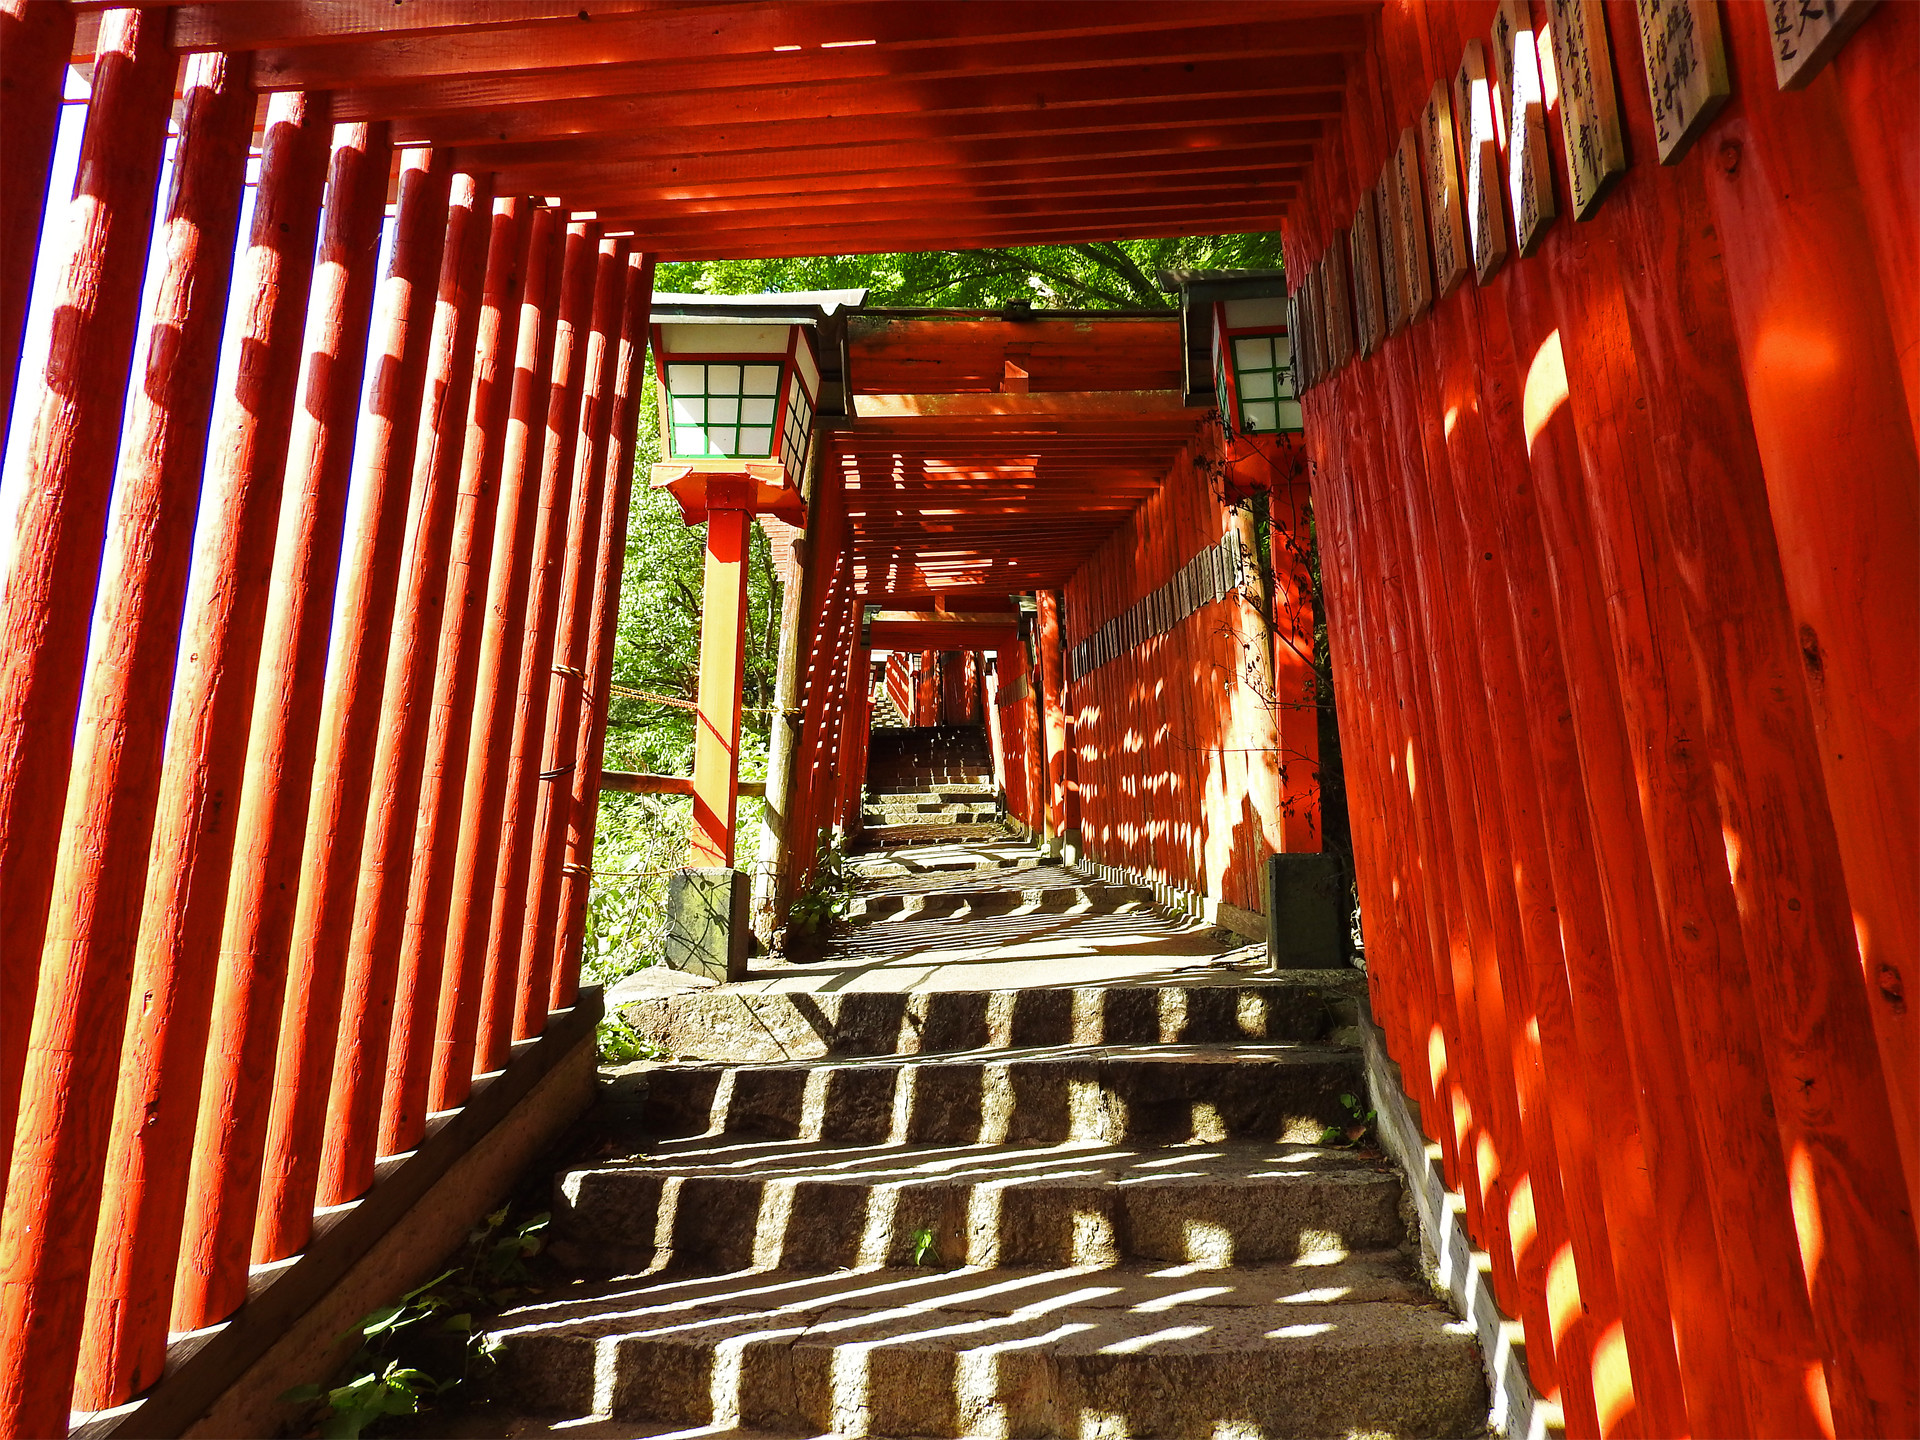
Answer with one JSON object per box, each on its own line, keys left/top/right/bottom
{"left": 647, "top": 291, "right": 869, "bottom": 323}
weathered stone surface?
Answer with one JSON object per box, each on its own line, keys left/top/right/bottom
{"left": 471, "top": 760, "right": 1488, "bottom": 1439}
{"left": 553, "top": 1140, "right": 1409, "bottom": 1274}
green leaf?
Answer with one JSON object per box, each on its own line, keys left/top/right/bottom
{"left": 278, "top": 1382, "right": 324, "bottom": 1404}
{"left": 401, "top": 1268, "right": 456, "bottom": 1303}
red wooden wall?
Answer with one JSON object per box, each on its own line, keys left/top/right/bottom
{"left": 1286, "top": 3, "right": 1917, "bottom": 1436}
{"left": 1061, "top": 436, "right": 1286, "bottom": 915}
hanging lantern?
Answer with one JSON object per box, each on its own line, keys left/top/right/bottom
{"left": 650, "top": 312, "right": 822, "bottom": 525}
{"left": 1212, "top": 296, "right": 1303, "bottom": 439}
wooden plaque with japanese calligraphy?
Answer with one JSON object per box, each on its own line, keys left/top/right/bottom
{"left": 1375, "top": 161, "right": 1407, "bottom": 335}
{"left": 1768, "top": 0, "right": 1876, "bottom": 90}
{"left": 1351, "top": 190, "right": 1384, "bottom": 358}
{"left": 1455, "top": 39, "right": 1511, "bottom": 281}
{"left": 1307, "top": 264, "right": 1329, "bottom": 386}
{"left": 1546, "top": 0, "right": 1627, "bottom": 218}
{"left": 1492, "top": 0, "right": 1558, "bottom": 254}
{"left": 1394, "top": 126, "right": 1434, "bottom": 321}
{"left": 1325, "top": 238, "right": 1355, "bottom": 372}
{"left": 1305, "top": 265, "right": 1328, "bottom": 387}
{"left": 1287, "top": 290, "right": 1308, "bottom": 393}
{"left": 1636, "top": 0, "right": 1729, "bottom": 162}
{"left": 1421, "top": 80, "right": 1470, "bottom": 298}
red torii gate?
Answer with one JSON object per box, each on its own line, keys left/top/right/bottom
{"left": 0, "top": 3, "right": 1914, "bottom": 1436}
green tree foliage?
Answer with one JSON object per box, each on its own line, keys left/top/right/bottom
{"left": 657, "top": 234, "right": 1285, "bottom": 310}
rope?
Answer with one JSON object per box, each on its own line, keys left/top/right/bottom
{"left": 606, "top": 681, "right": 787, "bottom": 716}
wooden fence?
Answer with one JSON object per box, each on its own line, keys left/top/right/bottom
{"left": 0, "top": 22, "right": 652, "bottom": 1427}
{"left": 1281, "top": 2, "right": 1916, "bottom": 1435}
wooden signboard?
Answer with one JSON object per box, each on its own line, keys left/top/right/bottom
{"left": 1394, "top": 126, "right": 1434, "bottom": 321}
{"left": 1375, "top": 161, "right": 1407, "bottom": 336}
{"left": 1546, "top": 0, "right": 1627, "bottom": 218}
{"left": 1307, "top": 263, "right": 1329, "bottom": 387}
{"left": 1766, "top": 0, "right": 1875, "bottom": 90}
{"left": 1305, "top": 263, "right": 1327, "bottom": 387}
{"left": 1635, "top": 0, "right": 1730, "bottom": 162}
{"left": 1287, "top": 289, "right": 1307, "bottom": 394}
{"left": 1421, "top": 79, "right": 1470, "bottom": 298}
{"left": 1324, "top": 236, "right": 1355, "bottom": 372}
{"left": 1454, "top": 39, "right": 1511, "bottom": 281}
{"left": 1351, "top": 189, "right": 1383, "bottom": 358}
{"left": 1492, "top": 0, "right": 1557, "bottom": 254}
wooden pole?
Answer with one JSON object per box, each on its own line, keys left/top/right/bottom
{"left": 371, "top": 195, "right": 534, "bottom": 1159}
{"left": 0, "top": 0, "right": 75, "bottom": 442}
{"left": 753, "top": 527, "right": 818, "bottom": 931}
{"left": 0, "top": 4, "right": 173, "bottom": 1185}
{"left": 475, "top": 219, "right": 598, "bottom": 1075}
{"left": 690, "top": 500, "right": 756, "bottom": 867}
{"left": 1709, "top": 0, "right": 1920, "bottom": 1233}
{"left": 554, "top": 251, "right": 656, "bottom": 1008}
{"left": 516, "top": 235, "right": 627, "bottom": 1038}
{"left": 0, "top": 47, "right": 247, "bottom": 1431}
{"left": 244, "top": 142, "right": 449, "bottom": 1238}
{"left": 314, "top": 169, "right": 495, "bottom": 1212}
{"left": 1037, "top": 590, "right": 1069, "bottom": 847}
{"left": 76, "top": 87, "right": 333, "bottom": 1410}
{"left": 431, "top": 206, "right": 562, "bottom": 1112}
{"left": 169, "top": 122, "right": 398, "bottom": 1333}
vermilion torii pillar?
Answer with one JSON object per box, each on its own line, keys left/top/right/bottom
{"left": 654, "top": 463, "right": 805, "bottom": 867}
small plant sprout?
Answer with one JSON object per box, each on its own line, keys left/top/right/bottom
{"left": 1318, "top": 1090, "right": 1378, "bottom": 1149}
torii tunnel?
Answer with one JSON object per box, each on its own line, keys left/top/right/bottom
{"left": 0, "top": 2, "right": 1915, "bottom": 1436}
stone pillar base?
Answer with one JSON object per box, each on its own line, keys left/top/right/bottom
{"left": 664, "top": 867, "right": 750, "bottom": 982}
{"left": 1267, "top": 852, "right": 1345, "bottom": 969}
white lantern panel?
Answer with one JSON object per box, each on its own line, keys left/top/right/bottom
{"left": 670, "top": 394, "right": 703, "bottom": 426}
{"left": 708, "top": 397, "right": 739, "bottom": 425}
{"left": 744, "top": 364, "right": 782, "bottom": 395}
{"left": 709, "top": 364, "right": 741, "bottom": 393}
{"left": 667, "top": 364, "right": 704, "bottom": 393}
{"left": 740, "top": 427, "right": 773, "bottom": 454}
{"left": 1228, "top": 329, "right": 1301, "bottom": 435}
{"left": 742, "top": 396, "right": 777, "bottom": 426}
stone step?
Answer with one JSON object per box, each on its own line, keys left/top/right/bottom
{"left": 550, "top": 1137, "right": 1406, "bottom": 1274}
{"left": 610, "top": 976, "right": 1357, "bottom": 1064}
{"left": 847, "top": 851, "right": 1055, "bottom": 878}
{"left": 858, "top": 822, "right": 1012, "bottom": 847}
{"left": 629, "top": 1044, "right": 1365, "bottom": 1146}
{"left": 861, "top": 798, "right": 1000, "bottom": 818}
{"left": 487, "top": 1259, "right": 1485, "bottom": 1438}
{"left": 864, "top": 788, "right": 997, "bottom": 805}
{"left": 841, "top": 882, "right": 1155, "bottom": 926}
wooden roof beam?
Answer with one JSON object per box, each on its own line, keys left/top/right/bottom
{"left": 378, "top": 22, "right": 1361, "bottom": 114}
{"left": 545, "top": 205, "right": 1292, "bottom": 257}
{"left": 375, "top": 63, "right": 1344, "bottom": 149}
{"left": 458, "top": 104, "right": 1327, "bottom": 176}
{"left": 648, "top": 210, "right": 1288, "bottom": 260}
{"left": 537, "top": 146, "right": 1310, "bottom": 209}
{"left": 482, "top": 120, "right": 1323, "bottom": 190}
{"left": 575, "top": 180, "right": 1302, "bottom": 235}
{"left": 243, "top": 3, "right": 1368, "bottom": 88}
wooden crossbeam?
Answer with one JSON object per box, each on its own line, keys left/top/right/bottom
{"left": 394, "top": 60, "right": 1342, "bottom": 150}
{"left": 241, "top": 3, "right": 1362, "bottom": 88}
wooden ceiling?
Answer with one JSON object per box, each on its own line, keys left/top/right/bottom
{"left": 833, "top": 315, "right": 1203, "bottom": 599}
{"left": 73, "top": 0, "right": 1374, "bottom": 261}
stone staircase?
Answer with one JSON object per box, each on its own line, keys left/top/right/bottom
{"left": 433, "top": 727, "right": 1490, "bottom": 1437}
{"left": 859, "top": 727, "right": 1007, "bottom": 849}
